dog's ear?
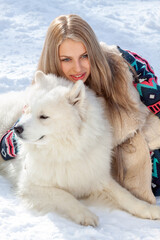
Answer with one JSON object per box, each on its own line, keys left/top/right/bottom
{"left": 68, "top": 80, "right": 86, "bottom": 120}
{"left": 34, "top": 71, "right": 46, "bottom": 86}
{"left": 68, "top": 80, "right": 85, "bottom": 106}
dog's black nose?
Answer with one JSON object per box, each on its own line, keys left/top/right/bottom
{"left": 14, "top": 125, "right": 24, "bottom": 135}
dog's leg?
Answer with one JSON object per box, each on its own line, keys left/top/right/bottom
{"left": 143, "top": 113, "right": 160, "bottom": 151}
{"left": 117, "top": 131, "right": 156, "bottom": 204}
{"left": 94, "top": 177, "right": 160, "bottom": 220}
{"left": 19, "top": 185, "right": 98, "bottom": 226}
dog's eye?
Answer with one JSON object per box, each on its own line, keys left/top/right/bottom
{"left": 39, "top": 115, "right": 49, "bottom": 120}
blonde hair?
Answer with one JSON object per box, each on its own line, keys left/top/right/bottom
{"left": 37, "top": 14, "right": 136, "bottom": 114}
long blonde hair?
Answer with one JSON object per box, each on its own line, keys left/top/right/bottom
{"left": 37, "top": 14, "right": 136, "bottom": 114}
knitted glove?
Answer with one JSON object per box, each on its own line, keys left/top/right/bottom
{"left": 0, "top": 121, "right": 19, "bottom": 161}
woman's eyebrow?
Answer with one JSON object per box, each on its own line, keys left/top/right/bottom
{"left": 60, "top": 51, "right": 87, "bottom": 58}
{"left": 80, "top": 51, "right": 87, "bottom": 56}
{"left": 59, "top": 55, "right": 71, "bottom": 58}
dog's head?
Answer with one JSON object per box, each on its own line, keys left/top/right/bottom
{"left": 14, "top": 71, "right": 87, "bottom": 145}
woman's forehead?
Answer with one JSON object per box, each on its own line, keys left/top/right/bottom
{"left": 59, "top": 39, "right": 87, "bottom": 56}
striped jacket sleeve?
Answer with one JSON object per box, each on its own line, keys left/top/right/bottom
{"left": 118, "top": 46, "right": 160, "bottom": 118}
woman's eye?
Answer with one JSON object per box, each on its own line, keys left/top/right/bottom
{"left": 82, "top": 54, "right": 88, "bottom": 59}
{"left": 61, "top": 58, "right": 71, "bottom": 62}
{"left": 40, "top": 115, "right": 49, "bottom": 119}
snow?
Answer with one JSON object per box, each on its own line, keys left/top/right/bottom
{"left": 0, "top": 0, "right": 160, "bottom": 239}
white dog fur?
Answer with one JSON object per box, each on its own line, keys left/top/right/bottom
{"left": 1, "top": 71, "right": 160, "bottom": 226}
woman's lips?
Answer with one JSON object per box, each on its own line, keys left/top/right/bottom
{"left": 70, "top": 73, "right": 86, "bottom": 81}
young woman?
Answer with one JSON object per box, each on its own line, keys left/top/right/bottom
{"left": 1, "top": 14, "right": 160, "bottom": 197}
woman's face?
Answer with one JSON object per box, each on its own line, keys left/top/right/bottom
{"left": 59, "top": 39, "right": 91, "bottom": 83}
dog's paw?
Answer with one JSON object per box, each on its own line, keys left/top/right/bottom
{"left": 72, "top": 208, "right": 99, "bottom": 227}
{"left": 148, "top": 204, "right": 160, "bottom": 220}
{"left": 135, "top": 203, "right": 160, "bottom": 220}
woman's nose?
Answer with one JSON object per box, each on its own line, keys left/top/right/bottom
{"left": 73, "top": 60, "right": 82, "bottom": 72}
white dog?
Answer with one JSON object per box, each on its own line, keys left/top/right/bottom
{"left": 1, "top": 71, "right": 160, "bottom": 227}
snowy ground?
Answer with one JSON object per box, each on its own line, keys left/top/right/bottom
{"left": 0, "top": 0, "right": 160, "bottom": 239}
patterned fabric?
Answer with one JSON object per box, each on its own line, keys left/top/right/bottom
{"left": 151, "top": 150, "right": 160, "bottom": 196}
{"left": 118, "top": 46, "right": 160, "bottom": 196}
{"left": 0, "top": 121, "right": 19, "bottom": 161}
